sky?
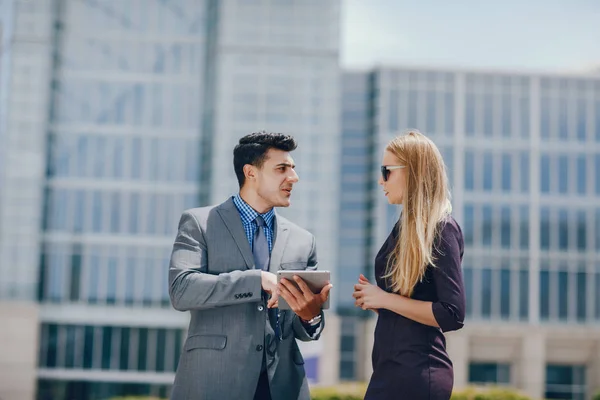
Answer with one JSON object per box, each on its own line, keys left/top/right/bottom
{"left": 341, "top": 0, "right": 599, "bottom": 73}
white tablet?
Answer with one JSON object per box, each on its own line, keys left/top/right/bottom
{"left": 276, "top": 270, "right": 331, "bottom": 310}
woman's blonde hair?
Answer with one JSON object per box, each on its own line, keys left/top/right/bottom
{"left": 383, "top": 130, "right": 452, "bottom": 296}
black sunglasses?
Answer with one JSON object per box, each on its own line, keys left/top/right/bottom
{"left": 380, "top": 165, "right": 405, "bottom": 182}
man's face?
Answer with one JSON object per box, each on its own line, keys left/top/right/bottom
{"left": 251, "top": 148, "right": 299, "bottom": 208}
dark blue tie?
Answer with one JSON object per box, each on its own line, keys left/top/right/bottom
{"left": 253, "top": 216, "right": 280, "bottom": 342}
{"left": 253, "top": 216, "right": 270, "bottom": 271}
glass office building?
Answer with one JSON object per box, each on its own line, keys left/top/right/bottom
{"left": 0, "top": 1, "right": 340, "bottom": 399}
{"left": 337, "top": 67, "right": 600, "bottom": 400}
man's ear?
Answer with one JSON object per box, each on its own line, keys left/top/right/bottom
{"left": 243, "top": 164, "right": 255, "bottom": 182}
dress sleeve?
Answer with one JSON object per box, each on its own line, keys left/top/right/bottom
{"left": 430, "top": 219, "right": 466, "bottom": 332}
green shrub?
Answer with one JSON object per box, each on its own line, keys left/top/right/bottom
{"left": 451, "top": 386, "right": 532, "bottom": 400}
{"left": 311, "top": 383, "right": 367, "bottom": 400}
{"left": 106, "top": 397, "right": 166, "bottom": 400}
{"left": 310, "top": 384, "right": 533, "bottom": 400}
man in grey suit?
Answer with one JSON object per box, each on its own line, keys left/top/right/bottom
{"left": 169, "top": 132, "right": 332, "bottom": 400}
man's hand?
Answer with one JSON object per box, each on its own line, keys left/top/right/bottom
{"left": 261, "top": 271, "right": 279, "bottom": 308}
{"left": 278, "top": 275, "right": 332, "bottom": 321}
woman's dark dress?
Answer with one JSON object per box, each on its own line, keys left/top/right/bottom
{"left": 365, "top": 217, "right": 466, "bottom": 400}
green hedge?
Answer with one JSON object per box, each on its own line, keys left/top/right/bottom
{"left": 107, "top": 397, "right": 165, "bottom": 400}
{"left": 105, "top": 386, "right": 541, "bottom": 400}
{"left": 310, "top": 385, "right": 534, "bottom": 400}
{"left": 450, "top": 386, "right": 532, "bottom": 400}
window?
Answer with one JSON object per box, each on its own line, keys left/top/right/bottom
{"left": 464, "top": 151, "right": 475, "bottom": 191}
{"left": 558, "top": 155, "right": 568, "bottom": 194}
{"left": 463, "top": 267, "right": 473, "bottom": 317}
{"left": 465, "top": 93, "right": 476, "bottom": 136}
{"left": 519, "top": 151, "right": 530, "bottom": 193}
{"left": 577, "top": 268, "right": 586, "bottom": 321}
{"left": 425, "top": 90, "right": 437, "bottom": 134}
{"left": 558, "top": 270, "right": 568, "bottom": 319}
{"left": 388, "top": 89, "right": 398, "bottom": 132}
{"left": 596, "top": 99, "right": 600, "bottom": 142}
{"left": 576, "top": 98, "right": 586, "bottom": 141}
{"left": 545, "top": 365, "right": 586, "bottom": 400}
{"left": 483, "top": 93, "right": 493, "bottom": 137}
{"left": 501, "top": 206, "right": 511, "bottom": 249}
{"left": 576, "top": 155, "right": 586, "bottom": 195}
{"left": 481, "top": 268, "right": 492, "bottom": 318}
{"left": 540, "top": 154, "right": 550, "bottom": 193}
{"left": 519, "top": 268, "right": 529, "bottom": 320}
{"left": 520, "top": 95, "right": 530, "bottom": 138}
{"left": 558, "top": 98, "right": 568, "bottom": 140}
{"left": 482, "top": 206, "right": 492, "bottom": 246}
{"left": 541, "top": 97, "right": 550, "bottom": 139}
{"left": 558, "top": 209, "right": 568, "bottom": 250}
{"left": 501, "top": 154, "right": 511, "bottom": 192}
{"left": 469, "top": 363, "right": 511, "bottom": 385}
{"left": 501, "top": 93, "right": 511, "bottom": 137}
{"left": 540, "top": 268, "right": 550, "bottom": 320}
{"left": 444, "top": 92, "right": 454, "bottom": 135}
{"left": 463, "top": 204, "right": 474, "bottom": 246}
{"left": 483, "top": 152, "right": 493, "bottom": 191}
{"left": 339, "top": 317, "right": 358, "bottom": 381}
{"left": 540, "top": 207, "right": 550, "bottom": 250}
{"left": 595, "top": 154, "right": 600, "bottom": 195}
{"left": 577, "top": 210, "right": 586, "bottom": 251}
{"left": 500, "top": 268, "right": 510, "bottom": 318}
{"left": 519, "top": 205, "right": 529, "bottom": 250}
{"left": 37, "top": 380, "right": 172, "bottom": 400}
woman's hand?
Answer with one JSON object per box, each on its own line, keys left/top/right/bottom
{"left": 353, "top": 274, "right": 388, "bottom": 312}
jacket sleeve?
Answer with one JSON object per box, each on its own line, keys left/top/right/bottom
{"left": 292, "top": 235, "right": 326, "bottom": 341}
{"left": 168, "top": 210, "right": 262, "bottom": 311}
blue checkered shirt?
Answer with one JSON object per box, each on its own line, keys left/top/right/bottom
{"left": 232, "top": 194, "right": 275, "bottom": 254}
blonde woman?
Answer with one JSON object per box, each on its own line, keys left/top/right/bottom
{"left": 353, "top": 130, "right": 466, "bottom": 400}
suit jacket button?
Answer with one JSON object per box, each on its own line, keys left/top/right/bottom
{"left": 256, "top": 345, "right": 263, "bottom": 351}
{"left": 258, "top": 305, "right": 264, "bottom": 311}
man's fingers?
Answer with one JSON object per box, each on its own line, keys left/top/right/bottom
{"left": 280, "top": 278, "right": 303, "bottom": 300}
{"left": 354, "top": 283, "right": 365, "bottom": 291}
{"left": 278, "top": 282, "right": 299, "bottom": 309}
{"left": 319, "top": 283, "right": 333, "bottom": 303}
{"left": 293, "top": 276, "right": 313, "bottom": 299}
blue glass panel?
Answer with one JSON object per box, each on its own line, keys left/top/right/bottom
{"left": 481, "top": 268, "right": 492, "bottom": 317}
{"left": 483, "top": 152, "right": 493, "bottom": 191}
{"left": 464, "top": 151, "right": 475, "bottom": 190}
{"left": 540, "top": 269, "right": 550, "bottom": 319}
{"left": 502, "top": 154, "right": 511, "bottom": 191}
{"left": 540, "top": 154, "right": 550, "bottom": 193}
{"left": 558, "top": 155, "right": 568, "bottom": 194}
{"left": 500, "top": 269, "right": 510, "bottom": 318}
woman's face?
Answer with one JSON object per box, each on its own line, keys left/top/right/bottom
{"left": 379, "top": 150, "right": 406, "bottom": 205}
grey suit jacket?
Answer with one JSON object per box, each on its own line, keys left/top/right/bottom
{"left": 169, "top": 198, "right": 325, "bottom": 400}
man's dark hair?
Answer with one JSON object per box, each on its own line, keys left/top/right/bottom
{"left": 233, "top": 131, "right": 298, "bottom": 187}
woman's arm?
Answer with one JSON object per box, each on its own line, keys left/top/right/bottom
{"left": 380, "top": 293, "right": 439, "bottom": 327}
{"left": 355, "top": 220, "right": 465, "bottom": 332}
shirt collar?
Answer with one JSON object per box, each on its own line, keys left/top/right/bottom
{"left": 232, "top": 194, "right": 275, "bottom": 228}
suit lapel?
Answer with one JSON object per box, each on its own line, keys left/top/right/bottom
{"left": 269, "top": 214, "right": 289, "bottom": 273}
{"left": 216, "top": 198, "right": 254, "bottom": 269}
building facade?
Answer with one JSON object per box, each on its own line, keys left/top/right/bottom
{"left": 0, "top": 1, "right": 340, "bottom": 399}
{"left": 337, "top": 67, "right": 600, "bottom": 400}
